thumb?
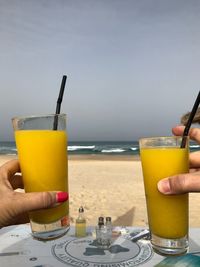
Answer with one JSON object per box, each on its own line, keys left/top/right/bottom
{"left": 157, "top": 174, "right": 200, "bottom": 194}
{"left": 15, "top": 191, "right": 68, "bottom": 213}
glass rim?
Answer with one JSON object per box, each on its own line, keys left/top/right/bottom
{"left": 139, "top": 136, "right": 189, "bottom": 142}
{"left": 12, "top": 113, "right": 66, "bottom": 121}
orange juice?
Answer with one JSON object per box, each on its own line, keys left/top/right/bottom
{"left": 15, "top": 130, "right": 68, "bottom": 224}
{"left": 140, "top": 147, "right": 189, "bottom": 239}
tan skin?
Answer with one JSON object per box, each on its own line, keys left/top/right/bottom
{"left": 0, "top": 159, "right": 58, "bottom": 228}
{"left": 158, "top": 125, "right": 200, "bottom": 194}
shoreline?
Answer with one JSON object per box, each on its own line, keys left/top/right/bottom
{"left": 68, "top": 154, "right": 140, "bottom": 161}
{"left": 0, "top": 154, "right": 141, "bottom": 164}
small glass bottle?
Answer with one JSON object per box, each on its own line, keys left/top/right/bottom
{"left": 106, "top": 216, "right": 112, "bottom": 240}
{"left": 96, "top": 217, "right": 112, "bottom": 249}
{"left": 75, "top": 206, "right": 86, "bottom": 237}
{"left": 106, "top": 217, "right": 112, "bottom": 230}
{"left": 96, "top": 217, "right": 104, "bottom": 244}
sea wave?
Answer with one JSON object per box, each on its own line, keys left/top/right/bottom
{"left": 130, "top": 147, "right": 138, "bottom": 151}
{"left": 0, "top": 146, "right": 17, "bottom": 155}
{"left": 190, "top": 145, "right": 200, "bottom": 148}
{"left": 68, "top": 145, "right": 95, "bottom": 151}
{"left": 101, "top": 149, "right": 126, "bottom": 153}
{"left": 67, "top": 143, "right": 140, "bottom": 154}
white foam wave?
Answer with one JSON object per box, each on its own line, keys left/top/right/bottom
{"left": 0, "top": 147, "right": 17, "bottom": 151}
{"left": 190, "top": 145, "right": 200, "bottom": 148}
{"left": 101, "top": 149, "right": 125, "bottom": 153}
{"left": 131, "top": 147, "right": 138, "bottom": 151}
{"left": 68, "top": 145, "right": 95, "bottom": 151}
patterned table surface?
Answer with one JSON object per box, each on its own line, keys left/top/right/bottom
{"left": 0, "top": 225, "right": 200, "bottom": 267}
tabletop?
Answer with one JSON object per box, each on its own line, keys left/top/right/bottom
{"left": 1, "top": 225, "right": 200, "bottom": 267}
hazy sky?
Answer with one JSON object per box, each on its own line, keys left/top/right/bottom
{"left": 0, "top": 0, "right": 200, "bottom": 141}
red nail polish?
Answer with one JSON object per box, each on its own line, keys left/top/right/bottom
{"left": 56, "top": 192, "right": 68, "bottom": 203}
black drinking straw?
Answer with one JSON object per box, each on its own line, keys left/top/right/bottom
{"left": 53, "top": 75, "right": 67, "bottom": 130}
{"left": 181, "top": 90, "right": 200, "bottom": 148}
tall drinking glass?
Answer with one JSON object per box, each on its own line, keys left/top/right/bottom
{"left": 139, "top": 136, "right": 189, "bottom": 255}
{"left": 12, "top": 114, "right": 69, "bottom": 240}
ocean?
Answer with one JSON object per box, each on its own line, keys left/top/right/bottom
{"left": 0, "top": 141, "right": 200, "bottom": 156}
{"left": 0, "top": 141, "right": 139, "bottom": 156}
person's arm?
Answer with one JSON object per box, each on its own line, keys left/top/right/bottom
{"left": 158, "top": 126, "right": 200, "bottom": 194}
{"left": 0, "top": 159, "right": 68, "bottom": 227}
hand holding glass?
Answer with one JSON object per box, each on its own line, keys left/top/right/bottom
{"left": 12, "top": 114, "right": 69, "bottom": 240}
{"left": 139, "top": 136, "right": 189, "bottom": 256}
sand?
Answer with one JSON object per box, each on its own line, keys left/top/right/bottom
{"left": 1, "top": 154, "right": 200, "bottom": 228}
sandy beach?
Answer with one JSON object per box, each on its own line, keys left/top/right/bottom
{"left": 1, "top": 154, "right": 200, "bottom": 228}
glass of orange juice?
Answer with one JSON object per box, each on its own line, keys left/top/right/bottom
{"left": 12, "top": 114, "right": 69, "bottom": 240}
{"left": 139, "top": 136, "right": 189, "bottom": 255}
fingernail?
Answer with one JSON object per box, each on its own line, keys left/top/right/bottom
{"left": 56, "top": 192, "right": 69, "bottom": 203}
{"left": 157, "top": 179, "right": 171, "bottom": 194}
